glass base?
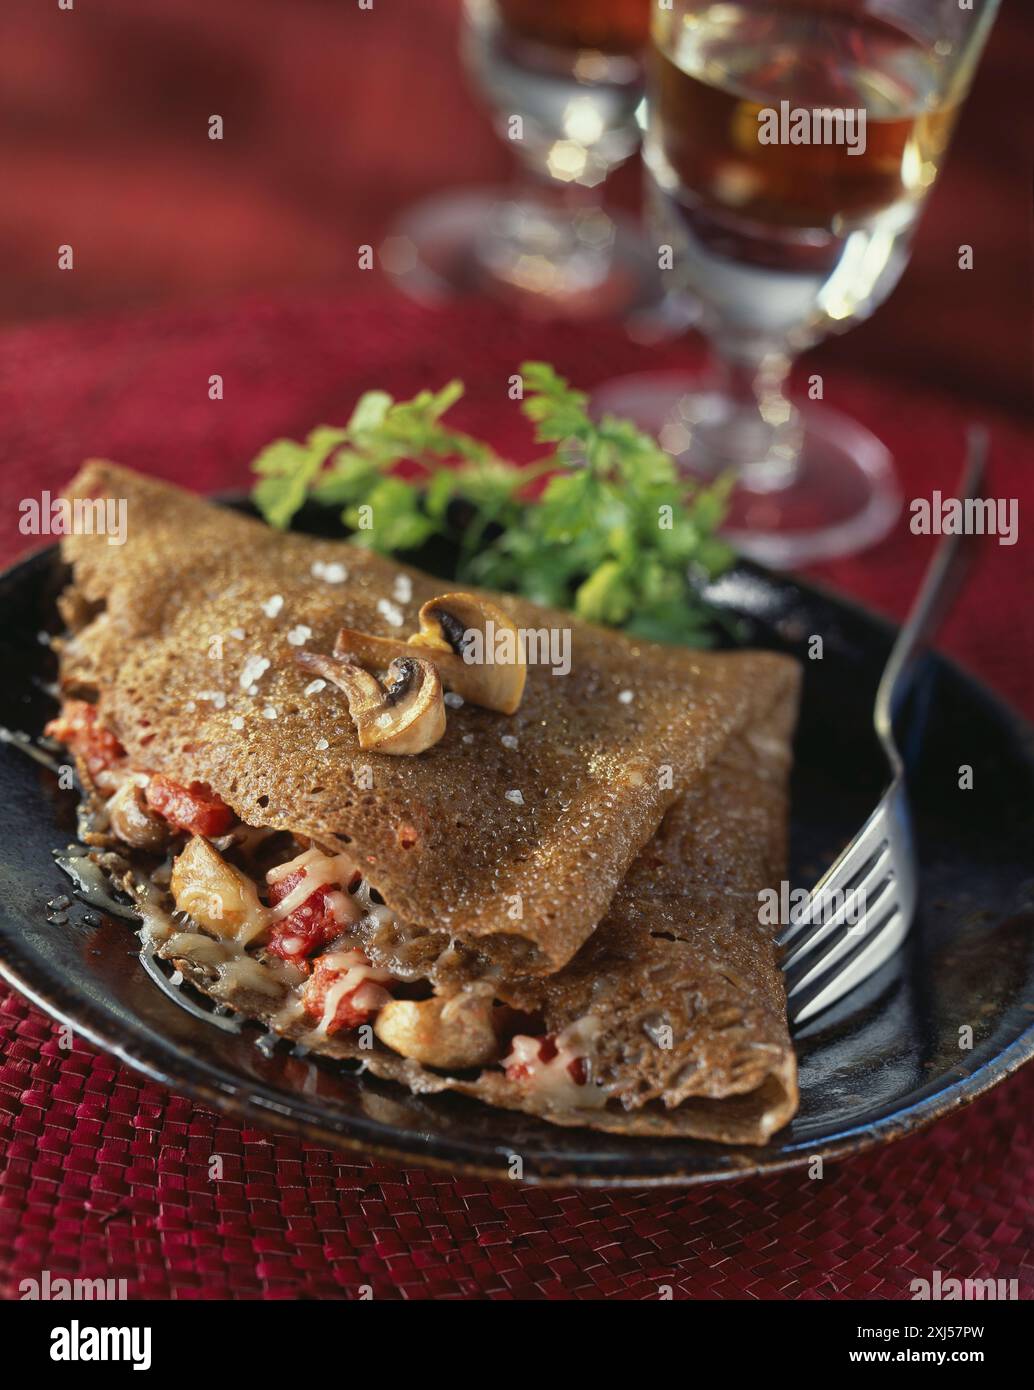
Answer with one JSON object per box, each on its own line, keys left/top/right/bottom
{"left": 381, "top": 189, "right": 696, "bottom": 341}
{"left": 592, "top": 371, "right": 901, "bottom": 568}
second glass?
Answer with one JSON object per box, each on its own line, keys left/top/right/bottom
{"left": 384, "top": 0, "right": 679, "bottom": 328}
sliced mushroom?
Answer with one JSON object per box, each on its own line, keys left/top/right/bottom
{"left": 373, "top": 994, "right": 498, "bottom": 1070}
{"left": 334, "top": 591, "right": 526, "bottom": 715}
{"left": 170, "top": 834, "right": 268, "bottom": 942}
{"left": 107, "top": 780, "right": 169, "bottom": 852}
{"left": 299, "top": 651, "right": 445, "bottom": 755}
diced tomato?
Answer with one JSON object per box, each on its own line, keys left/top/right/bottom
{"left": 301, "top": 952, "right": 388, "bottom": 1035}
{"left": 267, "top": 868, "right": 362, "bottom": 907}
{"left": 265, "top": 869, "right": 358, "bottom": 966}
{"left": 144, "top": 776, "right": 236, "bottom": 837}
{"left": 266, "top": 888, "right": 340, "bottom": 965}
{"left": 567, "top": 1055, "right": 589, "bottom": 1086}
{"left": 45, "top": 699, "right": 126, "bottom": 779}
{"left": 505, "top": 1034, "right": 588, "bottom": 1086}
{"left": 266, "top": 870, "right": 308, "bottom": 908}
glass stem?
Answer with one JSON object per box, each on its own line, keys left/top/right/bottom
{"left": 703, "top": 342, "right": 803, "bottom": 493}
{"left": 476, "top": 161, "right": 617, "bottom": 298}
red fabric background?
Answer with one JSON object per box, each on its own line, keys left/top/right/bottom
{"left": 2, "top": 0, "right": 1032, "bottom": 415}
{"left": 0, "top": 0, "right": 1032, "bottom": 1301}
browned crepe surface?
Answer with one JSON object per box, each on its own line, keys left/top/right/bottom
{"left": 58, "top": 462, "right": 799, "bottom": 980}
{"left": 489, "top": 694, "right": 799, "bottom": 1140}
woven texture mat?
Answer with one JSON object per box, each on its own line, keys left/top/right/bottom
{"left": 0, "top": 291, "right": 1032, "bottom": 1299}
{"left": 1, "top": 990, "right": 1031, "bottom": 1300}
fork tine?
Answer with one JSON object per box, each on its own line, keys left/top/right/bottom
{"left": 783, "top": 873, "right": 895, "bottom": 998}
{"left": 783, "top": 872, "right": 898, "bottom": 992}
{"left": 787, "top": 903, "right": 909, "bottom": 1024}
{"left": 815, "top": 851, "right": 894, "bottom": 932}
{"left": 779, "top": 838, "right": 893, "bottom": 971}
{"left": 777, "top": 804, "right": 889, "bottom": 950}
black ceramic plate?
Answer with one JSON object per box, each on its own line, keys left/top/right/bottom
{"left": 1, "top": 534, "right": 1032, "bottom": 1187}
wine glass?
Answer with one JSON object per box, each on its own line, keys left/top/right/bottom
{"left": 594, "top": 0, "right": 1001, "bottom": 565}
{"left": 383, "top": 0, "right": 684, "bottom": 330}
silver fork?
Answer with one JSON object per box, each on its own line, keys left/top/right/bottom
{"left": 779, "top": 426, "right": 989, "bottom": 1025}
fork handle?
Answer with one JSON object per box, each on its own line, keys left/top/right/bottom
{"left": 874, "top": 425, "right": 989, "bottom": 773}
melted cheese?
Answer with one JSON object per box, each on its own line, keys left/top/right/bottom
{"left": 214, "top": 953, "right": 285, "bottom": 999}
{"left": 351, "top": 981, "right": 392, "bottom": 1013}
{"left": 323, "top": 889, "right": 360, "bottom": 926}
{"left": 163, "top": 929, "right": 294, "bottom": 999}
{"left": 310, "top": 948, "right": 393, "bottom": 1037}
{"left": 267, "top": 849, "right": 357, "bottom": 921}
{"left": 504, "top": 1016, "right": 608, "bottom": 1110}
{"left": 266, "top": 846, "right": 325, "bottom": 884}
{"left": 137, "top": 900, "right": 178, "bottom": 948}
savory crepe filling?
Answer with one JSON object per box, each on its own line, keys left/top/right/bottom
{"left": 44, "top": 462, "right": 801, "bottom": 1143}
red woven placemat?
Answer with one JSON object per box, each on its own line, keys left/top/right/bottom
{"left": 0, "top": 290, "right": 1032, "bottom": 1299}
{"left": 1, "top": 989, "right": 1031, "bottom": 1301}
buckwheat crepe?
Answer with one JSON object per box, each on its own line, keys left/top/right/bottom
{"left": 50, "top": 461, "right": 801, "bottom": 1142}
{"left": 58, "top": 461, "right": 798, "bottom": 980}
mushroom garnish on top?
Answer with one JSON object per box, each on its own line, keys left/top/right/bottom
{"left": 333, "top": 591, "right": 527, "bottom": 715}
{"left": 299, "top": 651, "right": 446, "bottom": 755}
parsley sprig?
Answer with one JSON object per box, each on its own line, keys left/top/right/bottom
{"left": 251, "top": 362, "right": 733, "bottom": 645}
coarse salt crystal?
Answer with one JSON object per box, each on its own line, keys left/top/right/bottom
{"left": 262, "top": 595, "right": 284, "bottom": 618}
{"left": 392, "top": 574, "right": 413, "bottom": 604}
{"left": 377, "top": 598, "right": 405, "bottom": 629}
{"left": 444, "top": 691, "right": 464, "bottom": 709}
{"left": 501, "top": 734, "right": 518, "bottom": 749}
{"left": 462, "top": 734, "right": 474, "bottom": 744}
{"left": 505, "top": 789, "right": 524, "bottom": 806}
{"left": 240, "top": 655, "right": 270, "bottom": 689}
{"left": 312, "top": 560, "right": 348, "bottom": 584}
{"left": 231, "top": 716, "right": 245, "bottom": 731}
{"left": 304, "top": 679, "right": 327, "bottom": 696}
{"left": 262, "top": 706, "right": 277, "bottom": 720}
{"left": 287, "top": 625, "right": 312, "bottom": 647}
{"left": 184, "top": 700, "right": 196, "bottom": 713}
{"left": 229, "top": 627, "right": 245, "bottom": 640}
{"left": 618, "top": 689, "right": 635, "bottom": 704}
{"left": 315, "top": 737, "right": 329, "bottom": 751}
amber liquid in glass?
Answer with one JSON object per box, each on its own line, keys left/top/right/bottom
{"left": 646, "top": 3, "right": 961, "bottom": 344}
{"left": 465, "top": 0, "right": 649, "bottom": 180}
{"left": 497, "top": 0, "right": 652, "bottom": 56}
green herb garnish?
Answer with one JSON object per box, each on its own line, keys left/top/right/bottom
{"left": 250, "top": 362, "right": 733, "bottom": 646}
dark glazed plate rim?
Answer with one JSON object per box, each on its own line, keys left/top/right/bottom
{"left": 0, "top": 539, "right": 1032, "bottom": 1187}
